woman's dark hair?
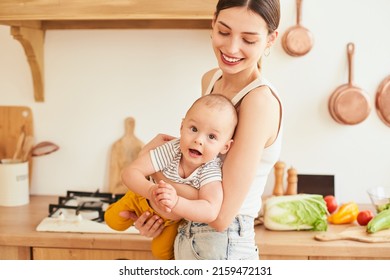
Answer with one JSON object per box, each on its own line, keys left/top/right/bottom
{"left": 214, "top": 0, "right": 280, "bottom": 34}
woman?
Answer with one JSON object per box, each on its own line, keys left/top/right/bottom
{"left": 121, "top": 0, "right": 282, "bottom": 260}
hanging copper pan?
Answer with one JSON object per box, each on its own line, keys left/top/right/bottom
{"left": 375, "top": 75, "right": 390, "bottom": 127}
{"left": 328, "top": 43, "right": 371, "bottom": 125}
{"left": 328, "top": 84, "right": 349, "bottom": 124}
{"left": 282, "top": 0, "right": 314, "bottom": 57}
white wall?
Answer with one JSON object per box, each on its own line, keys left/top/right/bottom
{"left": 1, "top": 0, "right": 389, "bottom": 204}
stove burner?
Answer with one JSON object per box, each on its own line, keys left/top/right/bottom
{"left": 48, "top": 190, "right": 124, "bottom": 223}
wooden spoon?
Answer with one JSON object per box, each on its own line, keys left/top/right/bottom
{"left": 21, "top": 135, "right": 35, "bottom": 162}
{"left": 32, "top": 141, "right": 59, "bottom": 156}
{"left": 12, "top": 131, "right": 25, "bottom": 161}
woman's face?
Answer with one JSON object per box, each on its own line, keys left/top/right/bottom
{"left": 211, "top": 7, "right": 276, "bottom": 75}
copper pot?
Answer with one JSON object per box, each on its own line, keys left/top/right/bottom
{"left": 282, "top": 0, "right": 314, "bottom": 57}
{"left": 328, "top": 43, "right": 371, "bottom": 125}
{"left": 375, "top": 75, "right": 390, "bottom": 127}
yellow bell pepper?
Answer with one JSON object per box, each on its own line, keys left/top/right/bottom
{"left": 327, "top": 202, "right": 359, "bottom": 224}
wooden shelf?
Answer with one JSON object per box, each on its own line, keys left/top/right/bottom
{"left": 0, "top": 0, "right": 215, "bottom": 102}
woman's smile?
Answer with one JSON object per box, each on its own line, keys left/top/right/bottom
{"left": 221, "top": 51, "right": 243, "bottom": 65}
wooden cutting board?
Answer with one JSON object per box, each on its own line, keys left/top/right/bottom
{"left": 0, "top": 106, "right": 34, "bottom": 182}
{"left": 109, "top": 117, "right": 143, "bottom": 194}
{"left": 315, "top": 226, "right": 390, "bottom": 243}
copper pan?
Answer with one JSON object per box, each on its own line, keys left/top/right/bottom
{"left": 282, "top": 0, "right": 314, "bottom": 57}
{"left": 328, "top": 43, "right": 371, "bottom": 125}
{"left": 375, "top": 75, "right": 390, "bottom": 127}
{"left": 328, "top": 84, "right": 349, "bottom": 124}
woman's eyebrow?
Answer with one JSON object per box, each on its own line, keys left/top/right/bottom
{"left": 217, "top": 20, "right": 260, "bottom": 35}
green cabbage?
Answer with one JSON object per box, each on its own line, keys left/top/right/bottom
{"left": 263, "top": 194, "right": 328, "bottom": 231}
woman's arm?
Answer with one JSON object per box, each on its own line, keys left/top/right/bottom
{"left": 209, "top": 88, "right": 281, "bottom": 231}
{"left": 138, "top": 134, "right": 176, "bottom": 157}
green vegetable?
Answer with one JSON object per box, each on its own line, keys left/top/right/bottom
{"left": 377, "top": 203, "right": 390, "bottom": 213}
{"left": 367, "top": 208, "right": 390, "bottom": 233}
{"left": 263, "top": 194, "right": 328, "bottom": 231}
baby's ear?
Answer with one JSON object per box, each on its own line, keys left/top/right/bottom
{"left": 220, "top": 139, "right": 234, "bottom": 155}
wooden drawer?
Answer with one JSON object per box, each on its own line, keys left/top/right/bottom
{"left": 33, "top": 247, "right": 154, "bottom": 260}
{"left": 0, "top": 245, "right": 31, "bottom": 260}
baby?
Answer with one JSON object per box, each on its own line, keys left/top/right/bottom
{"left": 104, "top": 94, "right": 237, "bottom": 259}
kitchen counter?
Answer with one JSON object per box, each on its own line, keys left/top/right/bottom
{"left": 0, "top": 195, "right": 389, "bottom": 260}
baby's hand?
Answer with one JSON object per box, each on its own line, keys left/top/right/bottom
{"left": 153, "top": 180, "right": 179, "bottom": 213}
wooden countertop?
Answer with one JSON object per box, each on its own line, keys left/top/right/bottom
{"left": 0, "top": 195, "right": 152, "bottom": 252}
{"left": 257, "top": 222, "right": 390, "bottom": 260}
{"left": 1, "top": 195, "right": 389, "bottom": 259}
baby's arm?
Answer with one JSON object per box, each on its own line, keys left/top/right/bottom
{"left": 121, "top": 152, "right": 157, "bottom": 200}
{"left": 153, "top": 180, "right": 223, "bottom": 223}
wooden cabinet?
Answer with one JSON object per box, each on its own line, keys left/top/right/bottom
{"left": 0, "top": 246, "right": 154, "bottom": 260}
{"left": 0, "top": 0, "right": 215, "bottom": 102}
{"left": 0, "top": 245, "right": 31, "bottom": 260}
{"left": 33, "top": 248, "right": 154, "bottom": 260}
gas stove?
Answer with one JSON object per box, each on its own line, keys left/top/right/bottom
{"left": 36, "top": 190, "right": 138, "bottom": 234}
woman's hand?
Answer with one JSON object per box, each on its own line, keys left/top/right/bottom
{"left": 139, "top": 133, "right": 176, "bottom": 156}
{"left": 119, "top": 210, "right": 164, "bottom": 238}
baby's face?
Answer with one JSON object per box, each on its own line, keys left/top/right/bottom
{"left": 179, "top": 103, "right": 235, "bottom": 165}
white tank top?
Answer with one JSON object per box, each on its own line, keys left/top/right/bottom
{"left": 205, "top": 69, "right": 283, "bottom": 217}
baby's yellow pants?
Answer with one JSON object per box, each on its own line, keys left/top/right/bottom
{"left": 104, "top": 191, "right": 179, "bottom": 260}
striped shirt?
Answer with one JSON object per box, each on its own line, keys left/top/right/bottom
{"left": 150, "top": 139, "right": 222, "bottom": 189}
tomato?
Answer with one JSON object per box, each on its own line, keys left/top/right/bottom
{"left": 324, "top": 195, "right": 338, "bottom": 213}
{"left": 357, "top": 210, "right": 374, "bottom": 226}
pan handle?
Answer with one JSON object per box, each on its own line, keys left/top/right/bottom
{"left": 296, "top": 0, "right": 303, "bottom": 25}
{"left": 347, "top": 42, "right": 355, "bottom": 85}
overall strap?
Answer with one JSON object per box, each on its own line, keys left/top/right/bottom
{"left": 204, "top": 69, "right": 223, "bottom": 95}
{"left": 231, "top": 77, "right": 264, "bottom": 106}
{"left": 205, "top": 69, "right": 272, "bottom": 108}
